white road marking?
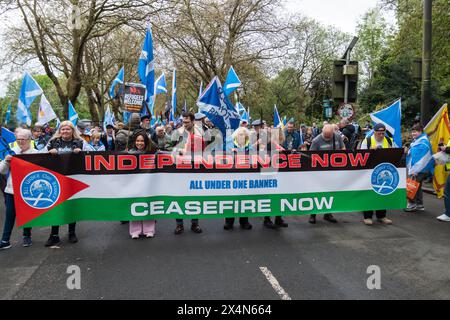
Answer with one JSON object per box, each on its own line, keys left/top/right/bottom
{"left": 259, "top": 267, "right": 292, "bottom": 300}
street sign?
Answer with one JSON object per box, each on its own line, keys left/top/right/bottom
{"left": 338, "top": 103, "right": 355, "bottom": 120}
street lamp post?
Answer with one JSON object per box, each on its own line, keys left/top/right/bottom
{"left": 421, "top": 0, "right": 432, "bottom": 125}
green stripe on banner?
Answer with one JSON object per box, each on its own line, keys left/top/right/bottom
{"left": 22, "top": 189, "right": 406, "bottom": 228}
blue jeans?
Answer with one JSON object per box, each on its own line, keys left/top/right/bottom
{"left": 444, "top": 174, "right": 450, "bottom": 217}
{"left": 1, "top": 193, "right": 31, "bottom": 243}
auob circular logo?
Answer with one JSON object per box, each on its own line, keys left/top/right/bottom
{"left": 371, "top": 163, "right": 400, "bottom": 196}
{"left": 20, "top": 171, "right": 61, "bottom": 209}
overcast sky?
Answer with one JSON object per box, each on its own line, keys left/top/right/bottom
{"left": 285, "top": 0, "right": 382, "bottom": 34}
{"left": 0, "top": 0, "right": 387, "bottom": 97}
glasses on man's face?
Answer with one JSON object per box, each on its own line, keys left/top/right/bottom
{"left": 16, "top": 138, "right": 30, "bottom": 142}
{"left": 375, "top": 130, "right": 385, "bottom": 134}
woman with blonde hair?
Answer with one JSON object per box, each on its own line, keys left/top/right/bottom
{"left": 44, "top": 120, "right": 90, "bottom": 247}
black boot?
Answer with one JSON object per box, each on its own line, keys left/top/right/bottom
{"left": 309, "top": 215, "right": 316, "bottom": 224}
{"left": 323, "top": 214, "right": 337, "bottom": 223}
{"left": 263, "top": 217, "right": 278, "bottom": 229}
{"left": 275, "top": 217, "right": 288, "bottom": 228}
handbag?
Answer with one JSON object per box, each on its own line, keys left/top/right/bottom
{"left": 406, "top": 178, "right": 420, "bottom": 201}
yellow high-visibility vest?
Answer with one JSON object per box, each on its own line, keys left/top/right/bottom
{"left": 445, "top": 140, "right": 450, "bottom": 171}
{"left": 369, "top": 136, "right": 392, "bottom": 149}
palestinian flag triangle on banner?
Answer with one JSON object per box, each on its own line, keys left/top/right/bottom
{"left": 11, "top": 157, "right": 89, "bottom": 227}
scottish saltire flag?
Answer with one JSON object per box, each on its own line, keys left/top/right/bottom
{"left": 37, "top": 94, "right": 57, "bottom": 125}
{"left": 68, "top": 101, "right": 78, "bottom": 126}
{"left": 241, "top": 110, "right": 249, "bottom": 123}
{"left": 171, "top": 69, "right": 177, "bottom": 115}
{"left": 197, "top": 76, "right": 241, "bottom": 135}
{"left": 155, "top": 73, "right": 168, "bottom": 95}
{"left": 169, "top": 109, "right": 175, "bottom": 122}
{"left": 235, "top": 101, "right": 246, "bottom": 114}
{"left": 4, "top": 103, "right": 11, "bottom": 125}
{"left": 109, "top": 67, "right": 124, "bottom": 98}
{"left": 406, "top": 133, "right": 434, "bottom": 175}
{"left": 123, "top": 111, "right": 131, "bottom": 125}
{"left": 0, "top": 127, "right": 16, "bottom": 160}
{"left": 282, "top": 116, "right": 287, "bottom": 127}
{"left": 370, "top": 99, "right": 402, "bottom": 147}
{"left": 16, "top": 72, "right": 43, "bottom": 126}
{"left": 138, "top": 24, "right": 155, "bottom": 100}
{"left": 55, "top": 117, "right": 61, "bottom": 130}
{"left": 1, "top": 127, "right": 16, "bottom": 143}
{"left": 103, "top": 106, "right": 115, "bottom": 131}
{"left": 274, "top": 105, "right": 282, "bottom": 128}
{"left": 223, "top": 66, "right": 242, "bottom": 96}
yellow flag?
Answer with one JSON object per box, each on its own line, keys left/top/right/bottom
{"left": 424, "top": 104, "right": 450, "bottom": 198}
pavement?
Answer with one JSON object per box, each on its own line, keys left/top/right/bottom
{"left": 1, "top": 192, "right": 450, "bottom": 300}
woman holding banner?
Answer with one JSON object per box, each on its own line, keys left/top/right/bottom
{"left": 0, "top": 128, "right": 38, "bottom": 250}
{"left": 128, "top": 132, "right": 157, "bottom": 239}
{"left": 44, "top": 121, "right": 90, "bottom": 247}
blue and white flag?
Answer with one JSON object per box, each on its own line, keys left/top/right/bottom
{"left": 55, "top": 117, "right": 61, "bottom": 130}
{"left": 16, "top": 72, "right": 43, "bottom": 126}
{"left": 123, "top": 111, "right": 131, "bottom": 125}
{"left": 282, "top": 116, "right": 287, "bottom": 127}
{"left": 235, "top": 101, "right": 246, "bottom": 114}
{"left": 370, "top": 99, "right": 402, "bottom": 147}
{"left": 274, "top": 105, "right": 282, "bottom": 128}
{"left": 406, "top": 133, "right": 434, "bottom": 175}
{"left": 138, "top": 24, "right": 155, "bottom": 100}
{"left": 155, "top": 73, "right": 168, "bottom": 95}
{"left": 197, "top": 76, "right": 241, "bottom": 136}
{"left": 68, "top": 101, "right": 78, "bottom": 126}
{"left": 182, "top": 100, "right": 187, "bottom": 114}
{"left": 241, "top": 110, "right": 249, "bottom": 123}
{"left": 109, "top": 67, "right": 124, "bottom": 98}
{"left": 223, "top": 66, "right": 242, "bottom": 97}
{"left": 171, "top": 69, "right": 177, "bottom": 115}
{"left": 4, "top": 103, "right": 11, "bottom": 125}
{"left": 103, "top": 106, "right": 116, "bottom": 131}
{"left": 0, "top": 127, "right": 16, "bottom": 160}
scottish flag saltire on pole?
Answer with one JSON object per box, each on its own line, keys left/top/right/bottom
{"left": 241, "top": 110, "right": 249, "bottom": 123}
{"left": 103, "top": 106, "right": 115, "bottom": 131}
{"left": 123, "top": 111, "right": 131, "bottom": 125}
{"left": 68, "top": 100, "right": 78, "bottom": 126}
{"left": 4, "top": 103, "right": 11, "bottom": 125}
{"left": 274, "top": 105, "right": 282, "bottom": 128}
{"left": 223, "top": 66, "right": 242, "bottom": 97}
{"left": 235, "top": 101, "right": 246, "bottom": 114}
{"left": 171, "top": 69, "right": 177, "bottom": 115}
{"left": 109, "top": 67, "right": 124, "bottom": 98}
{"left": 138, "top": 24, "right": 155, "bottom": 100}
{"left": 16, "top": 72, "right": 43, "bottom": 126}
{"left": 155, "top": 73, "right": 168, "bottom": 95}
{"left": 0, "top": 127, "right": 16, "bottom": 160}
{"left": 197, "top": 76, "right": 241, "bottom": 136}
{"left": 370, "top": 99, "right": 402, "bottom": 147}
{"left": 1, "top": 127, "right": 16, "bottom": 144}
{"left": 55, "top": 117, "right": 61, "bottom": 130}
{"left": 282, "top": 116, "right": 287, "bottom": 127}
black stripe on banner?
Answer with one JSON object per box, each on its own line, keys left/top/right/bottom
{"left": 15, "top": 149, "right": 405, "bottom": 176}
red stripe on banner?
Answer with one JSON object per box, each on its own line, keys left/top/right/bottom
{"left": 11, "top": 157, "right": 89, "bottom": 227}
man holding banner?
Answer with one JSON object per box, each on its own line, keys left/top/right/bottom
{"left": 360, "top": 123, "right": 394, "bottom": 226}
